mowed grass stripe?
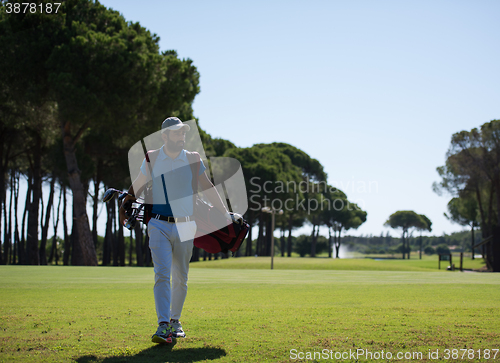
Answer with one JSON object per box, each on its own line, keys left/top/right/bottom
{"left": 189, "top": 256, "right": 485, "bottom": 271}
{"left": 0, "top": 265, "right": 499, "bottom": 362}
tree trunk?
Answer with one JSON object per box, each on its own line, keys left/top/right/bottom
{"left": 40, "top": 172, "right": 56, "bottom": 265}
{"left": 471, "top": 223, "right": 475, "bottom": 260}
{"left": 419, "top": 234, "right": 422, "bottom": 260}
{"left": 118, "top": 202, "right": 127, "bottom": 266}
{"left": 112, "top": 199, "right": 119, "bottom": 266}
{"left": 264, "top": 216, "right": 272, "bottom": 256}
{"left": 49, "top": 187, "right": 63, "bottom": 264}
{"left": 0, "top": 130, "right": 13, "bottom": 264}
{"left": 486, "top": 182, "right": 494, "bottom": 237}
{"left": 0, "top": 146, "right": 4, "bottom": 264}
{"left": 280, "top": 224, "right": 285, "bottom": 257}
{"left": 2, "top": 193, "right": 8, "bottom": 264}
{"left": 246, "top": 223, "right": 253, "bottom": 256}
{"left": 402, "top": 230, "right": 406, "bottom": 260}
{"left": 2, "top": 171, "right": 13, "bottom": 264}
{"left": 336, "top": 227, "right": 343, "bottom": 258}
{"left": 310, "top": 224, "right": 317, "bottom": 257}
{"left": 61, "top": 121, "right": 97, "bottom": 266}
{"left": 475, "top": 185, "right": 486, "bottom": 236}
{"left": 19, "top": 174, "right": 31, "bottom": 265}
{"left": 135, "top": 223, "right": 143, "bottom": 266}
{"left": 92, "top": 174, "right": 101, "bottom": 249}
{"left": 190, "top": 246, "right": 200, "bottom": 262}
{"left": 128, "top": 228, "right": 133, "bottom": 266}
{"left": 8, "top": 180, "right": 13, "bottom": 264}
{"left": 335, "top": 228, "right": 340, "bottom": 258}
{"left": 328, "top": 227, "right": 332, "bottom": 258}
{"left": 256, "top": 211, "right": 264, "bottom": 256}
{"left": 27, "top": 136, "right": 42, "bottom": 265}
{"left": 407, "top": 232, "right": 411, "bottom": 260}
{"left": 496, "top": 176, "right": 500, "bottom": 227}
{"left": 143, "top": 229, "right": 151, "bottom": 266}
{"left": 13, "top": 170, "right": 20, "bottom": 265}
{"left": 71, "top": 203, "right": 84, "bottom": 266}
{"left": 103, "top": 199, "right": 113, "bottom": 266}
{"left": 62, "top": 184, "right": 71, "bottom": 266}
{"left": 490, "top": 226, "right": 500, "bottom": 272}
{"left": 286, "top": 215, "right": 293, "bottom": 257}
{"left": 113, "top": 201, "right": 121, "bottom": 266}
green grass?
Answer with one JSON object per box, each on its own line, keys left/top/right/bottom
{"left": 191, "top": 255, "right": 486, "bottom": 272}
{"left": 1, "top": 262, "right": 499, "bottom": 362}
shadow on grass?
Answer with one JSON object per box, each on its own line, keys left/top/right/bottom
{"left": 76, "top": 340, "right": 227, "bottom": 363}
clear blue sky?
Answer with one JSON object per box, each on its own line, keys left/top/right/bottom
{"left": 99, "top": 0, "right": 500, "bottom": 237}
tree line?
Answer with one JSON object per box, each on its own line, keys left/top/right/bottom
{"left": 0, "top": 0, "right": 367, "bottom": 266}
{"left": 433, "top": 119, "right": 500, "bottom": 270}
{"left": 380, "top": 120, "right": 500, "bottom": 266}
{"left": 341, "top": 230, "right": 481, "bottom": 257}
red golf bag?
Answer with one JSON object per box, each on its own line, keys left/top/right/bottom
{"left": 193, "top": 197, "right": 250, "bottom": 255}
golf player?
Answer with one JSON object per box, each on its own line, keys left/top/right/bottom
{"left": 120, "top": 117, "right": 230, "bottom": 344}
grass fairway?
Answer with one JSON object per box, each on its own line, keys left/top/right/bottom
{"left": 190, "top": 256, "right": 486, "bottom": 271}
{"left": 1, "top": 263, "right": 499, "bottom": 362}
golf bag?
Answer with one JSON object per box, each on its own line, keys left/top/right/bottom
{"left": 193, "top": 197, "right": 250, "bottom": 255}
{"left": 142, "top": 149, "right": 250, "bottom": 255}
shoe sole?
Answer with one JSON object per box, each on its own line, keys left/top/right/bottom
{"left": 152, "top": 335, "right": 173, "bottom": 344}
{"left": 173, "top": 332, "right": 186, "bottom": 338}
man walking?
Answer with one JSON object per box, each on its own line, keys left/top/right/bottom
{"left": 120, "top": 117, "right": 230, "bottom": 343}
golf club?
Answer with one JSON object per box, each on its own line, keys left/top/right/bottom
{"left": 103, "top": 187, "right": 145, "bottom": 230}
{"left": 102, "top": 188, "right": 133, "bottom": 203}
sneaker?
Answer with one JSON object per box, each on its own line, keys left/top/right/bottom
{"left": 151, "top": 323, "right": 173, "bottom": 344}
{"left": 170, "top": 319, "right": 186, "bottom": 338}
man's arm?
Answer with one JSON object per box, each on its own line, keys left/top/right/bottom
{"left": 198, "top": 172, "right": 230, "bottom": 217}
{"left": 119, "top": 171, "right": 148, "bottom": 225}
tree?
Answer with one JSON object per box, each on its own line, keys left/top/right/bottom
{"left": 0, "top": 4, "right": 61, "bottom": 264}
{"left": 335, "top": 202, "right": 367, "bottom": 258}
{"left": 445, "top": 195, "right": 479, "bottom": 258}
{"left": 46, "top": 1, "right": 170, "bottom": 265}
{"left": 434, "top": 120, "right": 500, "bottom": 270}
{"left": 1, "top": 0, "right": 204, "bottom": 265}
{"left": 255, "top": 143, "right": 328, "bottom": 257}
{"left": 225, "top": 145, "right": 303, "bottom": 256}
{"left": 415, "top": 214, "right": 432, "bottom": 259}
{"left": 384, "top": 211, "right": 427, "bottom": 259}
{"left": 320, "top": 188, "right": 347, "bottom": 258}
{"left": 254, "top": 142, "right": 327, "bottom": 182}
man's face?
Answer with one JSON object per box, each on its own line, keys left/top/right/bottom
{"left": 163, "top": 128, "right": 187, "bottom": 153}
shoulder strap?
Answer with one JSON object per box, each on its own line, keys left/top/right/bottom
{"left": 145, "top": 149, "right": 161, "bottom": 178}
{"left": 186, "top": 151, "right": 201, "bottom": 217}
{"left": 185, "top": 151, "right": 201, "bottom": 194}
{"left": 136, "top": 149, "right": 160, "bottom": 199}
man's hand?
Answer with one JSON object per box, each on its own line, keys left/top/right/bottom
{"left": 119, "top": 194, "right": 136, "bottom": 226}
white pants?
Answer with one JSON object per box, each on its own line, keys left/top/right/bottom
{"left": 148, "top": 218, "right": 196, "bottom": 324}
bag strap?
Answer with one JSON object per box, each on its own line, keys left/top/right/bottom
{"left": 186, "top": 151, "right": 201, "bottom": 192}
{"left": 145, "top": 149, "right": 161, "bottom": 178}
{"left": 136, "top": 148, "right": 160, "bottom": 199}
{"left": 186, "top": 151, "right": 201, "bottom": 213}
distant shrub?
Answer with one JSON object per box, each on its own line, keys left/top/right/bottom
{"left": 293, "top": 235, "right": 329, "bottom": 257}
{"left": 365, "top": 247, "right": 379, "bottom": 254}
{"left": 435, "top": 244, "right": 450, "bottom": 255}
{"left": 395, "top": 243, "right": 410, "bottom": 254}
{"left": 424, "top": 246, "right": 436, "bottom": 255}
